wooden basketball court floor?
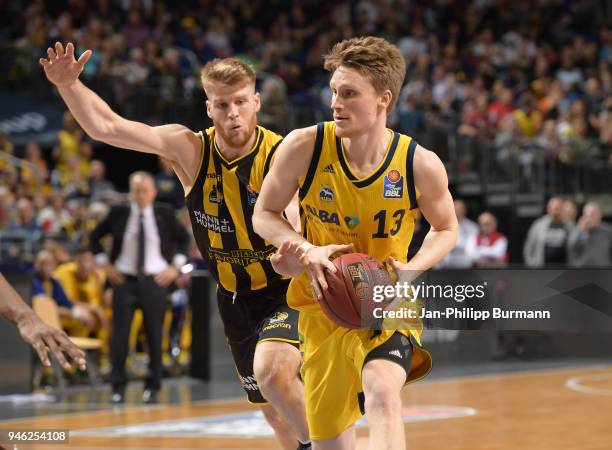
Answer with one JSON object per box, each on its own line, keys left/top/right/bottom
{"left": 1, "top": 363, "right": 612, "bottom": 450}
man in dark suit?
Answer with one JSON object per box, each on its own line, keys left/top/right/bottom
{"left": 90, "top": 171, "right": 189, "bottom": 404}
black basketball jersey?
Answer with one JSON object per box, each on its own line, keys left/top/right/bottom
{"left": 185, "top": 126, "right": 283, "bottom": 293}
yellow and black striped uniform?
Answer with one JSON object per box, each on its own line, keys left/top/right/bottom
{"left": 291, "top": 121, "right": 432, "bottom": 440}
{"left": 185, "top": 126, "right": 283, "bottom": 293}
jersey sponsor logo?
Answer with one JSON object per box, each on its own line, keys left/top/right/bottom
{"left": 207, "top": 247, "right": 276, "bottom": 266}
{"left": 246, "top": 185, "right": 259, "bottom": 206}
{"left": 323, "top": 164, "right": 335, "bottom": 174}
{"left": 319, "top": 185, "right": 334, "bottom": 202}
{"left": 383, "top": 169, "right": 404, "bottom": 198}
{"left": 193, "top": 210, "right": 234, "bottom": 233}
{"left": 238, "top": 374, "right": 259, "bottom": 391}
{"left": 209, "top": 185, "right": 223, "bottom": 204}
{"left": 304, "top": 204, "right": 340, "bottom": 226}
{"left": 344, "top": 216, "right": 360, "bottom": 229}
{"left": 268, "top": 311, "right": 289, "bottom": 324}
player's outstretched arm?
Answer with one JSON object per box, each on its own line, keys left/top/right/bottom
{"left": 0, "top": 274, "right": 86, "bottom": 371}
{"left": 39, "top": 42, "right": 201, "bottom": 191}
{"left": 389, "top": 145, "right": 458, "bottom": 273}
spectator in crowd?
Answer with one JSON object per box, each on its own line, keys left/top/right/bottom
{"left": 37, "top": 191, "right": 70, "bottom": 238}
{"left": 53, "top": 247, "right": 107, "bottom": 340}
{"left": 89, "top": 171, "right": 189, "bottom": 404}
{"left": 88, "top": 159, "right": 117, "bottom": 202}
{"left": 437, "top": 199, "right": 478, "bottom": 268}
{"left": 467, "top": 211, "right": 508, "bottom": 267}
{"left": 20, "top": 142, "right": 49, "bottom": 196}
{"left": 4, "top": 197, "right": 42, "bottom": 259}
{"left": 0, "top": 131, "right": 14, "bottom": 172}
{"left": 523, "top": 197, "right": 575, "bottom": 267}
{"left": 31, "top": 249, "right": 96, "bottom": 331}
{"left": 562, "top": 198, "right": 578, "bottom": 225}
{"left": 568, "top": 202, "right": 612, "bottom": 267}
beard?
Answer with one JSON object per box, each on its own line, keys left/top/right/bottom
{"left": 214, "top": 114, "right": 258, "bottom": 148}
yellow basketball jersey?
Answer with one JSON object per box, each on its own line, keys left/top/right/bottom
{"left": 288, "top": 121, "right": 420, "bottom": 312}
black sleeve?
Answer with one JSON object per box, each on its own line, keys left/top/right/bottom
{"left": 89, "top": 206, "right": 117, "bottom": 255}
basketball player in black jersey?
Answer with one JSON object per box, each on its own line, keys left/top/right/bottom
{"left": 40, "top": 43, "right": 310, "bottom": 450}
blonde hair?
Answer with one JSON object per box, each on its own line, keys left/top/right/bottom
{"left": 200, "top": 58, "right": 256, "bottom": 96}
{"left": 324, "top": 36, "right": 406, "bottom": 112}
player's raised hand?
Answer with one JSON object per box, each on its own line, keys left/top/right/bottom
{"left": 39, "top": 42, "right": 92, "bottom": 87}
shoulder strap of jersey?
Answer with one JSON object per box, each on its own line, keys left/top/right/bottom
{"left": 299, "top": 122, "right": 324, "bottom": 200}
{"left": 186, "top": 131, "right": 212, "bottom": 199}
{"left": 406, "top": 138, "right": 418, "bottom": 210}
{"left": 262, "top": 138, "right": 283, "bottom": 179}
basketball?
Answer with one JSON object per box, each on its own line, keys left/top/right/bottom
{"left": 320, "top": 253, "right": 393, "bottom": 329}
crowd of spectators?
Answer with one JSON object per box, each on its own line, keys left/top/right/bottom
{"left": 1, "top": 1, "right": 611, "bottom": 178}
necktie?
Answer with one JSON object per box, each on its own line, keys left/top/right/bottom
{"left": 137, "top": 212, "right": 145, "bottom": 277}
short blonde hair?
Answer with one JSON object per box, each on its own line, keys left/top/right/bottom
{"left": 200, "top": 58, "right": 256, "bottom": 96}
{"left": 324, "top": 36, "right": 406, "bottom": 112}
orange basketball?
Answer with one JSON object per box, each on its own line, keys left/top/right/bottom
{"left": 320, "top": 253, "right": 392, "bottom": 328}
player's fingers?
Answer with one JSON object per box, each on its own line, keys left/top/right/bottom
{"left": 45, "top": 336, "right": 70, "bottom": 370}
{"left": 327, "top": 243, "right": 354, "bottom": 255}
{"left": 55, "top": 42, "right": 64, "bottom": 57}
{"left": 322, "top": 258, "right": 336, "bottom": 275}
{"left": 77, "top": 49, "right": 92, "bottom": 68}
{"left": 314, "top": 264, "right": 329, "bottom": 292}
{"left": 47, "top": 47, "right": 56, "bottom": 60}
{"left": 54, "top": 331, "right": 85, "bottom": 366}
{"left": 66, "top": 42, "right": 75, "bottom": 58}
{"left": 307, "top": 267, "right": 323, "bottom": 300}
{"left": 33, "top": 341, "right": 51, "bottom": 367}
{"left": 39, "top": 57, "right": 49, "bottom": 67}
{"left": 387, "top": 256, "right": 401, "bottom": 270}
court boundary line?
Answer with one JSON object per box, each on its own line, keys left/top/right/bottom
{"left": 565, "top": 373, "right": 612, "bottom": 396}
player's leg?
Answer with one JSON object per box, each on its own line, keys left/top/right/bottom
{"left": 361, "top": 333, "right": 411, "bottom": 450}
{"left": 254, "top": 340, "right": 309, "bottom": 443}
{"left": 260, "top": 402, "right": 300, "bottom": 450}
{"left": 217, "top": 287, "right": 306, "bottom": 449}
{"left": 311, "top": 425, "right": 356, "bottom": 450}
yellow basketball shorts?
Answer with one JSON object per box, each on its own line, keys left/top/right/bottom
{"left": 298, "top": 310, "right": 432, "bottom": 440}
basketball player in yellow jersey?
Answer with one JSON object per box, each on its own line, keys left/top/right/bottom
{"left": 40, "top": 44, "right": 310, "bottom": 450}
{"left": 253, "top": 36, "right": 458, "bottom": 450}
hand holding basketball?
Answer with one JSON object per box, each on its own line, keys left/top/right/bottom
{"left": 39, "top": 42, "right": 92, "bottom": 87}
{"left": 295, "top": 242, "right": 354, "bottom": 300}
{"left": 320, "top": 253, "right": 392, "bottom": 328}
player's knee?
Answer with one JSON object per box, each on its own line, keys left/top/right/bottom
{"left": 364, "top": 381, "right": 402, "bottom": 416}
{"left": 255, "top": 358, "right": 291, "bottom": 396}
{"left": 254, "top": 344, "right": 299, "bottom": 395}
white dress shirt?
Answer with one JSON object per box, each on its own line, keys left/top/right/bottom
{"left": 115, "top": 204, "right": 168, "bottom": 276}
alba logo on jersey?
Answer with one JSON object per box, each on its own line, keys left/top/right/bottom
{"left": 383, "top": 169, "right": 404, "bottom": 198}
{"left": 304, "top": 204, "right": 340, "bottom": 225}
